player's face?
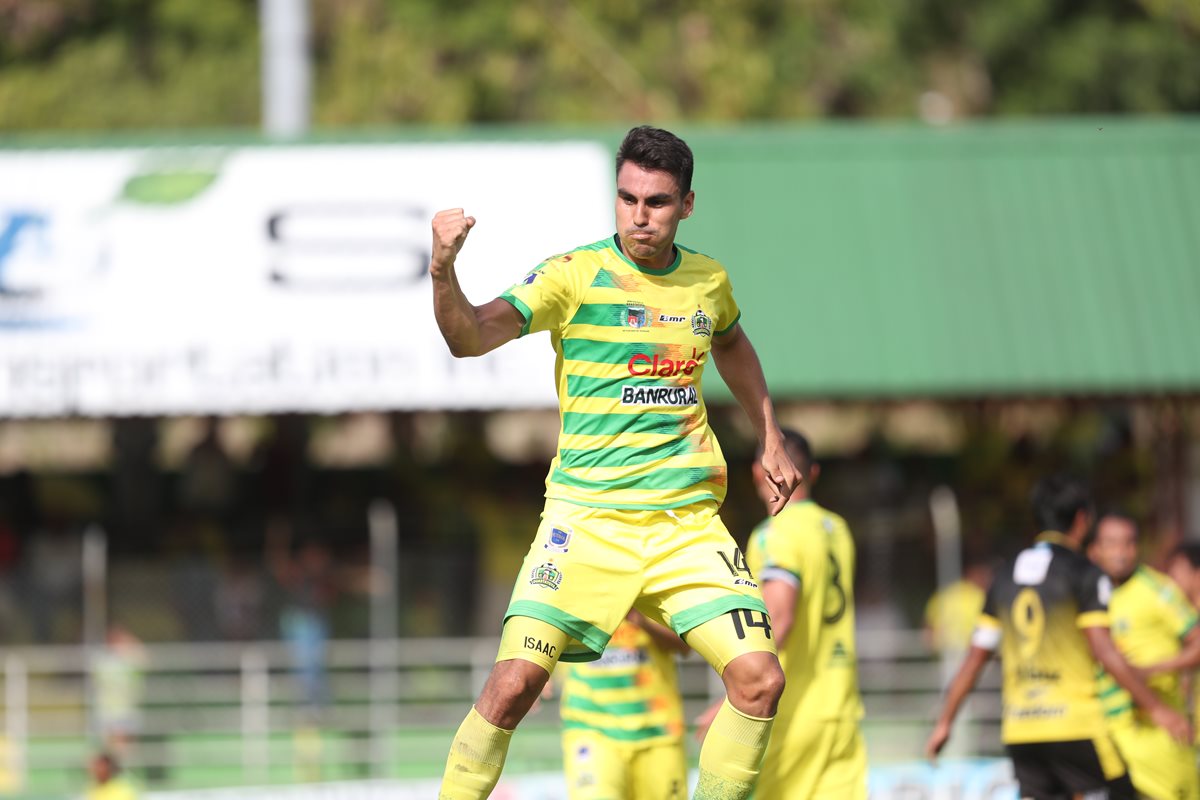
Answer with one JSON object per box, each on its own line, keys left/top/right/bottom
{"left": 1168, "top": 555, "right": 1198, "bottom": 601}
{"left": 615, "top": 163, "right": 694, "bottom": 269}
{"left": 1089, "top": 516, "right": 1139, "bottom": 582}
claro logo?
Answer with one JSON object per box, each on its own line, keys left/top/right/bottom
{"left": 627, "top": 349, "right": 705, "bottom": 377}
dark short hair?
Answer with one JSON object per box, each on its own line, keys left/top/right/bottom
{"left": 615, "top": 126, "right": 694, "bottom": 197}
{"left": 1172, "top": 543, "right": 1200, "bottom": 569}
{"left": 1084, "top": 508, "right": 1139, "bottom": 550}
{"left": 1031, "top": 474, "right": 1093, "bottom": 533}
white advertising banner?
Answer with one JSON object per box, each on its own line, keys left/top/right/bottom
{"left": 0, "top": 141, "right": 613, "bottom": 416}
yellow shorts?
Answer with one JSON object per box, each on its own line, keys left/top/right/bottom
{"left": 1112, "top": 721, "right": 1200, "bottom": 800}
{"left": 506, "top": 499, "right": 768, "bottom": 662}
{"left": 562, "top": 729, "right": 687, "bottom": 800}
{"left": 753, "top": 718, "right": 867, "bottom": 800}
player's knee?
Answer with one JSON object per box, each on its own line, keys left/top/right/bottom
{"left": 477, "top": 660, "right": 549, "bottom": 729}
{"left": 723, "top": 652, "right": 785, "bottom": 717}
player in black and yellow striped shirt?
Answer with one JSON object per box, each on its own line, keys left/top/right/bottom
{"left": 926, "top": 475, "right": 1190, "bottom": 800}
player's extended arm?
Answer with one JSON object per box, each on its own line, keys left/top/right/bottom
{"left": 1083, "top": 625, "right": 1193, "bottom": 743}
{"left": 761, "top": 580, "right": 797, "bottom": 647}
{"left": 629, "top": 610, "right": 690, "bottom": 655}
{"left": 710, "top": 325, "right": 800, "bottom": 516}
{"left": 1144, "top": 625, "right": 1200, "bottom": 676}
{"left": 430, "top": 209, "right": 524, "bottom": 357}
{"left": 925, "top": 645, "right": 992, "bottom": 759}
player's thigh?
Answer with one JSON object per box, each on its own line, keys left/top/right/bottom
{"left": 813, "top": 721, "right": 868, "bottom": 800}
{"left": 639, "top": 505, "right": 774, "bottom": 669}
{"left": 506, "top": 500, "right": 642, "bottom": 661}
{"left": 629, "top": 741, "right": 688, "bottom": 800}
{"left": 562, "top": 730, "right": 629, "bottom": 800}
{"left": 1113, "top": 723, "right": 1198, "bottom": 800}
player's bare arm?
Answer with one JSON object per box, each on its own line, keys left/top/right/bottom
{"left": 1083, "top": 625, "right": 1193, "bottom": 744}
{"left": 1142, "top": 625, "right": 1200, "bottom": 677}
{"left": 429, "top": 208, "right": 524, "bottom": 357}
{"left": 627, "top": 609, "right": 690, "bottom": 655}
{"left": 760, "top": 580, "right": 797, "bottom": 646}
{"left": 710, "top": 323, "right": 800, "bottom": 515}
{"left": 925, "top": 644, "right": 992, "bottom": 759}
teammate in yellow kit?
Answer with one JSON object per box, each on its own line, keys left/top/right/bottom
{"left": 926, "top": 475, "right": 1190, "bottom": 800}
{"left": 432, "top": 126, "right": 801, "bottom": 800}
{"left": 560, "top": 610, "right": 689, "bottom": 799}
{"left": 84, "top": 753, "right": 138, "bottom": 800}
{"left": 697, "top": 429, "right": 866, "bottom": 800}
{"left": 1088, "top": 511, "right": 1200, "bottom": 800}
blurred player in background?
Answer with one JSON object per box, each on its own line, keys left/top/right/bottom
{"left": 559, "top": 609, "right": 690, "bottom": 799}
{"left": 697, "top": 429, "right": 866, "bottom": 800}
{"left": 1167, "top": 543, "right": 1200, "bottom": 608}
{"left": 926, "top": 475, "right": 1189, "bottom": 800}
{"left": 923, "top": 555, "right": 993, "bottom": 655}
{"left": 85, "top": 753, "right": 138, "bottom": 800}
{"left": 431, "top": 125, "right": 800, "bottom": 800}
{"left": 1088, "top": 511, "right": 1200, "bottom": 800}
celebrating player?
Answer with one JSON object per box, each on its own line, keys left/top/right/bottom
{"left": 432, "top": 125, "right": 800, "bottom": 800}
{"left": 1088, "top": 511, "right": 1200, "bottom": 800}
{"left": 697, "top": 429, "right": 866, "bottom": 799}
{"left": 559, "top": 610, "right": 690, "bottom": 799}
{"left": 925, "top": 475, "right": 1190, "bottom": 800}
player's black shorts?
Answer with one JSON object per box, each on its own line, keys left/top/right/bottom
{"left": 1006, "top": 738, "right": 1135, "bottom": 800}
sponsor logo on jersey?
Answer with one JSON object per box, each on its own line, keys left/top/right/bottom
{"left": 627, "top": 348, "right": 705, "bottom": 377}
{"left": 620, "top": 385, "right": 698, "bottom": 407}
{"left": 521, "top": 270, "right": 539, "bottom": 285}
{"left": 530, "top": 561, "right": 563, "bottom": 590}
{"left": 544, "top": 525, "right": 572, "bottom": 553}
{"left": 734, "top": 577, "right": 759, "bottom": 589}
{"left": 659, "top": 313, "right": 687, "bottom": 324}
{"left": 625, "top": 302, "right": 647, "bottom": 328}
{"left": 691, "top": 307, "right": 713, "bottom": 337}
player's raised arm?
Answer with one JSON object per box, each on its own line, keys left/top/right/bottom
{"left": 710, "top": 324, "right": 800, "bottom": 515}
{"left": 429, "top": 208, "right": 524, "bottom": 357}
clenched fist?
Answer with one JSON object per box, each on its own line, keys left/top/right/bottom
{"left": 430, "top": 208, "right": 476, "bottom": 279}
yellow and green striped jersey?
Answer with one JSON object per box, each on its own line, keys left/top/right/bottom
{"left": 499, "top": 236, "right": 741, "bottom": 510}
{"left": 1098, "top": 565, "right": 1198, "bottom": 728}
{"left": 560, "top": 619, "right": 684, "bottom": 747}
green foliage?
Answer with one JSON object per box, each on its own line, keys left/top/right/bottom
{"left": 0, "top": 0, "right": 1196, "bottom": 131}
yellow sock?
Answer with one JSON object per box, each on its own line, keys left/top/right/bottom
{"left": 694, "top": 699, "right": 773, "bottom": 800}
{"left": 438, "top": 706, "right": 513, "bottom": 800}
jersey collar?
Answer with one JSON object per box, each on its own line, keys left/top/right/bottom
{"left": 609, "top": 234, "right": 683, "bottom": 275}
{"left": 1035, "top": 530, "right": 1077, "bottom": 550}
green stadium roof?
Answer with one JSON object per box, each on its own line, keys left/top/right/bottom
{"left": 680, "top": 120, "right": 1200, "bottom": 398}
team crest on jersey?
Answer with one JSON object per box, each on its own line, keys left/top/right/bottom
{"left": 691, "top": 307, "right": 713, "bottom": 337}
{"left": 544, "top": 525, "right": 572, "bottom": 553}
{"left": 625, "top": 302, "right": 647, "bottom": 328}
{"left": 530, "top": 562, "right": 563, "bottom": 590}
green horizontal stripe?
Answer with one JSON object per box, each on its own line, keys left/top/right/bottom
{"left": 561, "top": 411, "right": 683, "bottom": 437}
{"left": 568, "top": 673, "right": 637, "bottom": 690}
{"left": 562, "top": 338, "right": 656, "bottom": 364}
{"left": 1097, "top": 684, "right": 1125, "bottom": 699}
{"left": 551, "top": 466, "right": 715, "bottom": 493}
{"left": 673, "top": 595, "right": 768, "bottom": 637}
{"left": 559, "top": 436, "right": 700, "bottom": 470}
{"left": 564, "top": 695, "right": 648, "bottom": 716}
{"left": 569, "top": 303, "right": 631, "bottom": 328}
{"left": 562, "top": 719, "right": 670, "bottom": 742}
{"left": 504, "top": 600, "right": 608, "bottom": 657}
{"left": 566, "top": 374, "right": 678, "bottom": 399}
{"left": 1104, "top": 703, "right": 1133, "bottom": 718}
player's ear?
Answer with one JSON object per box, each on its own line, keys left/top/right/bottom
{"left": 808, "top": 462, "right": 821, "bottom": 485}
{"left": 681, "top": 190, "right": 695, "bottom": 219}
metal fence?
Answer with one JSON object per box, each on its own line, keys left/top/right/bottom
{"left": 0, "top": 630, "right": 1001, "bottom": 797}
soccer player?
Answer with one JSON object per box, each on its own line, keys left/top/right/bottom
{"left": 432, "top": 126, "right": 800, "bottom": 800}
{"left": 559, "top": 610, "right": 690, "bottom": 799}
{"left": 925, "top": 475, "right": 1190, "bottom": 800}
{"left": 1088, "top": 512, "right": 1200, "bottom": 800}
{"left": 1167, "top": 543, "right": 1200, "bottom": 608}
{"left": 696, "top": 429, "right": 866, "bottom": 800}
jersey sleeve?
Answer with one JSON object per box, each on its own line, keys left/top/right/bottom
{"left": 712, "top": 267, "right": 742, "bottom": 337}
{"left": 756, "top": 515, "right": 822, "bottom": 592}
{"left": 1075, "top": 562, "right": 1112, "bottom": 629}
{"left": 971, "top": 583, "right": 1002, "bottom": 651}
{"left": 498, "top": 255, "right": 581, "bottom": 337}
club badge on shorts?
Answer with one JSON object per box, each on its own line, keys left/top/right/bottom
{"left": 530, "top": 562, "right": 563, "bottom": 590}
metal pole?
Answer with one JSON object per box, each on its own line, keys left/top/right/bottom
{"left": 259, "top": 0, "right": 311, "bottom": 138}
{"left": 241, "top": 648, "right": 270, "bottom": 784}
{"left": 368, "top": 500, "right": 399, "bottom": 777}
{"left": 82, "top": 524, "right": 107, "bottom": 648}
{"left": 929, "top": 485, "right": 963, "bottom": 685}
{"left": 5, "top": 656, "right": 26, "bottom": 793}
